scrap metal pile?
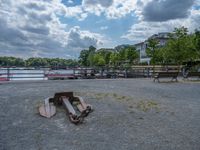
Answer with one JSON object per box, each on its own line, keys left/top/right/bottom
{"left": 39, "top": 92, "right": 93, "bottom": 124}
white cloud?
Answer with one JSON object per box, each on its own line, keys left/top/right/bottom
{"left": 100, "top": 26, "right": 108, "bottom": 30}
{"left": 68, "top": 0, "right": 73, "bottom": 4}
{"left": 82, "top": 0, "right": 138, "bottom": 19}
{"left": 0, "top": 0, "right": 104, "bottom": 58}
{"left": 66, "top": 26, "right": 104, "bottom": 49}
{"left": 141, "top": 0, "right": 195, "bottom": 22}
{"left": 83, "top": 0, "right": 113, "bottom": 7}
{"left": 105, "top": 0, "right": 138, "bottom": 19}
{"left": 122, "top": 11, "right": 200, "bottom": 43}
{"left": 0, "top": 0, "right": 199, "bottom": 58}
{"left": 121, "top": 21, "right": 175, "bottom": 43}
{"left": 122, "top": 0, "right": 200, "bottom": 43}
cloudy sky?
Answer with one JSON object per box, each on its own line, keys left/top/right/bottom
{"left": 0, "top": 0, "right": 199, "bottom": 58}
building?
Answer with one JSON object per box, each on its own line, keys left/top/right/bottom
{"left": 134, "top": 41, "right": 150, "bottom": 64}
{"left": 135, "top": 32, "right": 170, "bottom": 64}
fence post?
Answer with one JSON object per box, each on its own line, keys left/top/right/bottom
{"left": 73, "top": 68, "right": 75, "bottom": 76}
{"left": 7, "top": 67, "right": 10, "bottom": 81}
{"left": 125, "top": 68, "right": 127, "bottom": 78}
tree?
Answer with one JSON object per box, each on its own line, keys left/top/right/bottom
{"left": 79, "top": 49, "right": 90, "bottom": 66}
{"left": 87, "top": 52, "right": 95, "bottom": 66}
{"left": 93, "top": 53, "right": 106, "bottom": 66}
{"left": 79, "top": 45, "right": 97, "bottom": 66}
{"left": 163, "top": 27, "right": 196, "bottom": 65}
{"left": 125, "top": 47, "right": 139, "bottom": 64}
{"left": 0, "top": 57, "right": 25, "bottom": 67}
{"left": 193, "top": 29, "right": 200, "bottom": 58}
{"left": 146, "top": 38, "right": 159, "bottom": 65}
{"left": 110, "top": 52, "right": 119, "bottom": 66}
{"left": 118, "top": 48, "right": 126, "bottom": 61}
{"left": 26, "top": 57, "right": 48, "bottom": 67}
{"left": 145, "top": 27, "right": 200, "bottom": 65}
{"left": 96, "top": 49, "right": 113, "bottom": 65}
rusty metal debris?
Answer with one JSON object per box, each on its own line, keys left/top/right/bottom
{"left": 38, "top": 97, "right": 56, "bottom": 118}
{"left": 38, "top": 92, "right": 93, "bottom": 124}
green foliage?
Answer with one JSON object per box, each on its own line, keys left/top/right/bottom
{"left": 0, "top": 57, "right": 25, "bottom": 66}
{"left": 93, "top": 53, "right": 106, "bottom": 66}
{"left": 146, "top": 27, "right": 200, "bottom": 65}
{"left": 97, "top": 49, "right": 112, "bottom": 64}
{"left": 109, "top": 46, "right": 139, "bottom": 66}
{"left": 79, "top": 45, "right": 97, "bottom": 66}
{"left": 125, "top": 47, "right": 139, "bottom": 63}
{"left": 146, "top": 38, "right": 159, "bottom": 65}
{"left": 26, "top": 58, "right": 48, "bottom": 67}
{"left": 87, "top": 46, "right": 96, "bottom": 66}
{"left": 161, "top": 27, "right": 197, "bottom": 64}
{"left": 194, "top": 29, "right": 200, "bottom": 57}
{"left": 118, "top": 48, "right": 126, "bottom": 61}
{"left": 79, "top": 49, "right": 90, "bottom": 66}
{"left": 109, "top": 52, "right": 119, "bottom": 66}
{"left": 78, "top": 45, "right": 139, "bottom": 67}
{"left": 0, "top": 57, "right": 78, "bottom": 67}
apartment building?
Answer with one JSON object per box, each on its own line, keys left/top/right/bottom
{"left": 135, "top": 32, "right": 170, "bottom": 64}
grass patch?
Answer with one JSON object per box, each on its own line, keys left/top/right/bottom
{"left": 75, "top": 91, "right": 133, "bottom": 102}
{"left": 136, "top": 100, "right": 159, "bottom": 112}
{"left": 110, "top": 93, "right": 133, "bottom": 101}
{"left": 182, "top": 79, "right": 200, "bottom": 83}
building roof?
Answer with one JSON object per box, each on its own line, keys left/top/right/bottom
{"left": 134, "top": 42, "right": 144, "bottom": 46}
{"left": 134, "top": 32, "right": 170, "bottom": 46}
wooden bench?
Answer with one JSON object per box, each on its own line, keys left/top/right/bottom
{"left": 153, "top": 72, "right": 179, "bottom": 82}
{"left": 184, "top": 72, "right": 200, "bottom": 79}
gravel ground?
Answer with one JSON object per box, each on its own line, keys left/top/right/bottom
{"left": 0, "top": 79, "right": 200, "bottom": 150}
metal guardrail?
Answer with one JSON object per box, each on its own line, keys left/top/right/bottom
{"left": 0, "top": 66, "right": 182, "bottom": 81}
{"left": 0, "top": 68, "right": 46, "bottom": 81}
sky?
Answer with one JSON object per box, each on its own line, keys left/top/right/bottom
{"left": 0, "top": 0, "right": 199, "bottom": 59}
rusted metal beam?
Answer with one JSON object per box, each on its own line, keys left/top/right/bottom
{"left": 74, "top": 96, "right": 93, "bottom": 117}
{"left": 62, "top": 97, "right": 83, "bottom": 124}
{"left": 38, "top": 98, "right": 56, "bottom": 118}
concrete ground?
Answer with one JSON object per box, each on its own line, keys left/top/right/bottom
{"left": 0, "top": 79, "right": 200, "bottom": 150}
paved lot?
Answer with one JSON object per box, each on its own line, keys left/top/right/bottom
{"left": 0, "top": 79, "right": 200, "bottom": 150}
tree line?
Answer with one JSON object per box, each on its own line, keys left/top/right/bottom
{"left": 78, "top": 45, "right": 139, "bottom": 67}
{"left": 0, "top": 57, "right": 78, "bottom": 67}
